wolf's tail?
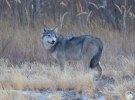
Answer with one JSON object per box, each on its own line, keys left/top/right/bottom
{"left": 90, "top": 41, "right": 103, "bottom": 68}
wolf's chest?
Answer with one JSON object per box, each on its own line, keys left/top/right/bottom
{"left": 51, "top": 51, "right": 58, "bottom": 59}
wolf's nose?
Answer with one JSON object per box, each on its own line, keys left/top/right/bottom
{"left": 52, "top": 41, "right": 55, "bottom": 43}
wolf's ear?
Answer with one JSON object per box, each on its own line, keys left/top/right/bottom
{"left": 54, "top": 27, "right": 58, "bottom": 33}
{"left": 44, "top": 28, "right": 46, "bottom": 32}
{"left": 44, "top": 25, "right": 49, "bottom": 32}
{"left": 44, "top": 28, "right": 48, "bottom": 32}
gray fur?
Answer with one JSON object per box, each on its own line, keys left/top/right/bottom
{"left": 41, "top": 26, "right": 103, "bottom": 77}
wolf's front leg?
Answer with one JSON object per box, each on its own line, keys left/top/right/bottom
{"left": 82, "top": 60, "right": 89, "bottom": 74}
{"left": 57, "top": 58, "right": 65, "bottom": 71}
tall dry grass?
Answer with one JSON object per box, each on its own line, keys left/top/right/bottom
{"left": 0, "top": 18, "right": 135, "bottom": 65}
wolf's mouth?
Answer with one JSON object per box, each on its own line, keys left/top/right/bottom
{"left": 48, "top": 41, "right": 55, "bottom": 44}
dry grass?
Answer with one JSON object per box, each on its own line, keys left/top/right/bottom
{"left": 0, "top": 19, "right": 135, "bottom": 99}
{"left": 0, "top": 59, "right": 94, "bottom": 91}
{"left": 0, "top": 55, "right": 135, "bottom": 99}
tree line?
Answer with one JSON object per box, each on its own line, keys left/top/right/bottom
{"left": 0, "top": 0, "right": 135, "bottom": 31}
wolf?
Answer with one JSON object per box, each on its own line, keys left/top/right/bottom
{"left": 41, "top": 26, "right": 103, "bottom": 77}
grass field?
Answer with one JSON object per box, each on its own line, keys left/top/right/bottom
{"left": 0, "top": 56, "right": 135, "bottom": 99}
{"left": 0, "top": 20, "right": 135, "bottom": 99}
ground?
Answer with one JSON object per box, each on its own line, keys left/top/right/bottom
{"left": 0, "top": 56, "right": 135, "bottom": 100}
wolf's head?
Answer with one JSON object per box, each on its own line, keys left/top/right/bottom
{"left": 41, "top": 26, "right": 58, "bottom": 49}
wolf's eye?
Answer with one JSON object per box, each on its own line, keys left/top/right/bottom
{"left": 48, "top": 34, "right": 51, "bottom": 37}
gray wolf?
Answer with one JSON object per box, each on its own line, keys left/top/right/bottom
{"left": 41, "top": 26, "right": 103, "bottom": 77}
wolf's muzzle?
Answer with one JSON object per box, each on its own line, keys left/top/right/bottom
{"left": 48, "top": 41, "right": 55, "bottom": 44}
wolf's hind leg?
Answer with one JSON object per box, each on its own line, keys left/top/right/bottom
{"left": 96, "top": 62, "right": 102, "bottom": 78}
